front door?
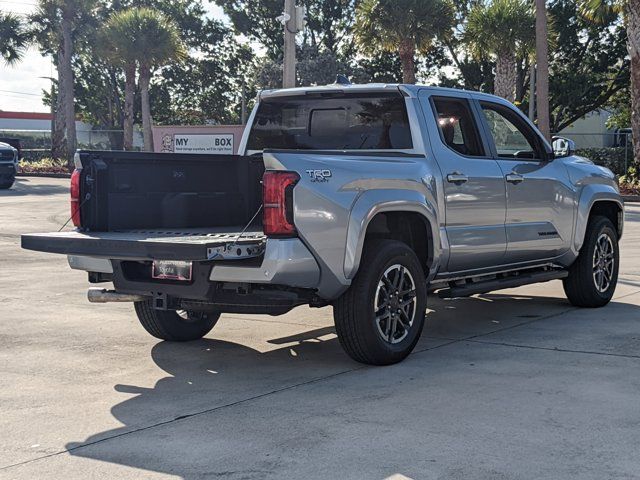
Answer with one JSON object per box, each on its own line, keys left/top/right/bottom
{"left": 419, "top": 92, "right": 507, "bottom": 273}
{"left": 476, "top": 100, "right": 574, "bottom": 263}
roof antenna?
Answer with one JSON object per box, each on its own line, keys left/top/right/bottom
{"left": 334, "top": 74, "right": 351, "bottom": 86}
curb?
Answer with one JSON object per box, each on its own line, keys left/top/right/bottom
{"left": 622, "top": 195, "right": 640, "bottom": 203}
{"left": 17, "top": 172, "right": 71, "bottom": 179}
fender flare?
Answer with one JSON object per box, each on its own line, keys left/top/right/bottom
{"left": 343, "top": 189, "right": 441, "bottom": 281}
{"left": 573, "top": 185, "right": 624, "bottom": 252}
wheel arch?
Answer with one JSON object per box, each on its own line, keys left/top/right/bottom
{"left": 574, "top": 186, "right": 624, "bottom": 252}
{"left": 344, "top": 191, "right": 441, "bottom": 281}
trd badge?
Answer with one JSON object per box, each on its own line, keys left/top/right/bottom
{"left": 306, "top": 169, "right": 332, "bottom": 182}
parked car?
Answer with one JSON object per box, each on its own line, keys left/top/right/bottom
{"left": 22, "top": 83, "right": 623, "bottom": 365}
{"left": 0, "top": 141, "right": 18, "bottom": 189}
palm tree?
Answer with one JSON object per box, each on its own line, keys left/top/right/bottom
{"left": 99, "top": 11, "right": 140, "bottom": 151}
{"left": 117, "top": 8, "right": 186, "bottom": 151}
{"left": 353, "top": 0, "right": 455, "bottom": 84}
{"left": 31, "top": 0, "right": 96, "bottom": 165}
{"left": 463, "top": 0, "right": 535, "bottom": 102}
{"left": 580, "top": 0, "right": 640, "bottom": 168}
{"left": 0, "top": 12, "right": 28, "bottom": 66}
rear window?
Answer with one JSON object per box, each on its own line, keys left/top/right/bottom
{"left": 247, "top": 92, "right": 413, "bottom": 150}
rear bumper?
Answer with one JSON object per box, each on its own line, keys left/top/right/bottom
{"left": 209, "top": 238, "right": 320, "bottom": 288}
{"left": 25, "top": 230, "right": 325, "bottom": 303}
{"left": 66, "top": 238, "right": 320, "bottom": 290}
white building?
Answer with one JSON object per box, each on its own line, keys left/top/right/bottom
{"left": 0, "top": 111, "right": 143, "bottom": 150}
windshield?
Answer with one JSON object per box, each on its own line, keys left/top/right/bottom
{"left": 247, "top": 92, "right": 413, "bottom": 151}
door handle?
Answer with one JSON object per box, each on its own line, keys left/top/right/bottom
{"left": 447, "top": 172, "right": 468, "bottom": 184}
{"left": 506, "top": 173, "right": 524, "bottom": 184}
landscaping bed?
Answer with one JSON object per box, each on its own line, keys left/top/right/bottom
{"left": 17, "top": 158, "right": 71, "bottom": 177}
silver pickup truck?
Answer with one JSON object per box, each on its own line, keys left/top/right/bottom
{"left": 22, "top": 83, "right": 623, "bottom": 365}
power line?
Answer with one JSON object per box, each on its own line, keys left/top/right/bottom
{"left": 0, "top": 89, "right": 43, "bottom": 97}
{"left": 0, "top": 1, "right": 37, "bottom": 6}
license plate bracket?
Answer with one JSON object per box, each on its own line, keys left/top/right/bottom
{"left": 151, "top": 260, "right": 193, "bottom": 281}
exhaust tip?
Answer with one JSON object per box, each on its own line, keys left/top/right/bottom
{"left": 87, "top": 288, "right": 148, "bottom": 303}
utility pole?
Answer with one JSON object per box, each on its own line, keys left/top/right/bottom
{"left": 279, "top": 2, "right": 305, "bottom": 89}
{"left": 528, "top": 64, "right": 535, "bottom": 121}
{"left": 282, "top": 0, "right": 296, "bottom": 88}
{"left": 39, "top": 76, "right": 56, "bottom": 155}
{"left": 535, "top": 0, "right": 551, "bottom": 140}
{"left": 241, "top": 77, "right": 247, "bottom": 125}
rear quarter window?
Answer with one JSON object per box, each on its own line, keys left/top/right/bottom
{"left": 247, "top": 93, "right": 413, "bottom": 150}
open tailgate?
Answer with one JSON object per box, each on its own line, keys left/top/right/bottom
{"left": 21, "top": 228, "right": 266, "bottom": 261}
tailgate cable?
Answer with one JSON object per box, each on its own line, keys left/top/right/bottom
{"left": 58, "top": 193, "right": 91, "bottom": 232}
{"left": 228, "top": 204, "right": 263, "bottom": 250}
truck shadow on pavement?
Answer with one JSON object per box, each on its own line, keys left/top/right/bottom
{"left": 63, "top": 291, "right": 640, "bottom": 478}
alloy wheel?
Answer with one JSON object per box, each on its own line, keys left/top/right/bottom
{"left": 374, "top": 264, "right": 417, "bottom": 344}
{"left": 592, "top": 233, "right": 615, "bottom": 293}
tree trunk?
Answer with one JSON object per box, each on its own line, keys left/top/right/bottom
{"left": 494, "top": 51, "right": 517, "bottom": 102}
{"left": 628, "top": 0, "right": 640, "bottom": 170}
{"left": 52, "top": 58, "right": 66, "bottom": 160}
{"left": 535, "top": 0, "right": 551, "bottom": 141}
{"left": 60, "top": 11, "right": 76, "bottom": 167}
{"left": 398, "top": 40, "right": 416, "bottom": 84}
{"left": 139, "top": 64, "right": 153, "bottom": 152}
{"left": 122, "top": 63, "right": 135, "bottom": 150}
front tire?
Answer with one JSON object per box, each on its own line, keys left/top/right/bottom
{"left": 334, "top": 239, "right": 427, "bottom": 365}
{"left": 563, "top": 215, "right": 619, "bottom": 307}
{"left": 134, "top": 300, "right": 220, "bottom": 341}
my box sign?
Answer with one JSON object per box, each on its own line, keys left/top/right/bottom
{"left": 173, "top": 134, "right": 234, "bottom": 154}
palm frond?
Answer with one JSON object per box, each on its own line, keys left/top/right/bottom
{"left": 0, "top": 12, "right": 29, "bottom": 66}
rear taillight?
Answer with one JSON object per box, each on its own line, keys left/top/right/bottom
{"left": 70, "top": 168, "right": 82, "bottom": 227}
{"left": 262, "top": 171, "right": 299, "bottom": 237}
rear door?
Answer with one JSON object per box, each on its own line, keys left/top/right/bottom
{"left": 419, "top": 91, "right": 506, "bottom": 273}
{"left": 475, "top": 100, "right": 574, "bottom": 263}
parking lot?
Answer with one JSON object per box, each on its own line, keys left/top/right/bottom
{"left": 1, "top": 176, "right": 640, "bottom": 479}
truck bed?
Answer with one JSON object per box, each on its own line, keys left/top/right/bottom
{"left": 22, "top": 228, "right": 266, "bottom": 261}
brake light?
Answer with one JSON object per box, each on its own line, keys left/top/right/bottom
{"left": 70, "top": 168, "right": 82, "bottom": 227}
{"left": 262, "top": 171, "right": 299, "bottom": 237}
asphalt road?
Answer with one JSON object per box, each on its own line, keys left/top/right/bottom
{"left": 1, "top": 176, "right": 640, "bottom": 479}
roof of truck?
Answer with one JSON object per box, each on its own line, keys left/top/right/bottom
{"left": 259, "top": 82, "right": 506, "bottom": 103}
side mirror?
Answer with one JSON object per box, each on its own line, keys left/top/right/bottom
{"left": 551, "top": 136, "right": 576, "bottom": 159}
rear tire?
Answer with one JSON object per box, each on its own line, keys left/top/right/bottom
{"left": 563, "top": 215, "right": 619, "bottom": 307}
{"left": 0, "top": 179, "right": 14, "bottom": 189}
{"left": 333, "top": 239, "right": 427, "bottom": 365}
{"left": 134, "top": 300, "right": 220, "bottom": 341}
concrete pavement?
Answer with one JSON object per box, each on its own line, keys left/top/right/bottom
{"left": 1, "top": 176, "right": 640, "bottom": 479}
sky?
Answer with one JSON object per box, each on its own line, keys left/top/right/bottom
{"left": 0, "top": 1, "right": 228, "bottom": 112}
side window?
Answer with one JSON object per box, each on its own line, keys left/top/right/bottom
{"left": 480, "top": 103, "right": 543, "bottom": 160}
{"left": 432, "top": 97, "right": 484, "bottom": 157}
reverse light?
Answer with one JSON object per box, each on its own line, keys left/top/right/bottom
{"left": 70, "top": 168, "right": 82, "bottom": 227}
{"left": 262, "top": 171, "right": 299, "bottom": 237}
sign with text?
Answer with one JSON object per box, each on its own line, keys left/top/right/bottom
{"left": 172, "top": 134, "right": 234, "bottom": 154}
